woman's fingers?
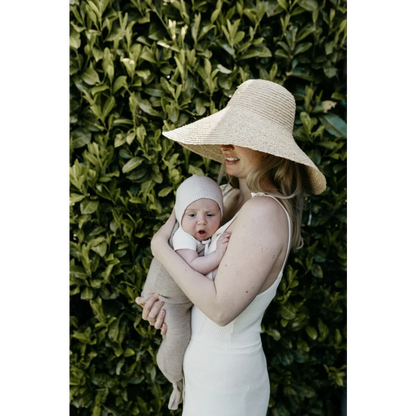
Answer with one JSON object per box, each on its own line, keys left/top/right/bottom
{"left": 135, "top": 296, "right": 145, "bottom": 307}
{"left": 135, "top": 294, "right": 167, "bottom": 334}
{"left": 136, "top": 294, "right": 160, "bottom": 322}
{"left": 166, "top": 209, "right": 176, "bottom": 227}
{"left": 154, "top": 308, "right": 166, "bottom": 330}
{"left": 148, "top": 300, "right": 165, "bottom": 325}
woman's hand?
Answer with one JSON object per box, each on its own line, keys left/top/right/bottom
{"left": 135, "top": 294, "right": 167, "bottom": 336}
{"left": 135, "top": 212, "right": 177, "bottom": 336}
{"left": 151, "top": 210, "right": 177, "bottom": 259}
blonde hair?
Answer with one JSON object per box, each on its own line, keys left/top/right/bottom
{"left": 219, "top": 155, "right": 309, "bottom": 250}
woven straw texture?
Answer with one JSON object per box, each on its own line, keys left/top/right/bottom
{"left": 162, "top": 79, "right": 326, "bottom": 195}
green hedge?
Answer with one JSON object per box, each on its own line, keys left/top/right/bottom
{"left": 70, "top": 0, "right": 346, "bottom": 415}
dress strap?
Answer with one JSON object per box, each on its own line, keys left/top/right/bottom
{"left": 220, "top": 183, "right": 236, "bottom": 203}
{"left": 251, "top": 192, "right": 292, "bottom": 268}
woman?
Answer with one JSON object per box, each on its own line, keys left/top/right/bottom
{"left": 136, "top": 79, "right": 326, "bottom": 415}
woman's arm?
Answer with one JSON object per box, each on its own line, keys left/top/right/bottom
{"left": 151, "top": 196, "right": 288, "bottom": 326}
{"left": 176, "top": 232, "right": 231, "bottom": 275}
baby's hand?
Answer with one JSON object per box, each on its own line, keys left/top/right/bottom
{"left": 216, "top": 232, "right": 231, "bottom": 258}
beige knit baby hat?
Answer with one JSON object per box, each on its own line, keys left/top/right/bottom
{"left": 163, "top": 79, "right": 326, "bottom": 195}
{"left": 174, "top": 175, "right": 224, "bottom": 226}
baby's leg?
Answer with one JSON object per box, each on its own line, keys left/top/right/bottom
{"left": 156, "top": 302, "right": 191, "bottom": 410}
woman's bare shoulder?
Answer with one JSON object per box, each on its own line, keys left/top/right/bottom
{"left": 240, "top": 194, "right": 289, "bottom": 222}
{"left": 230, "top": 195, "right": 289, "bottom": 245}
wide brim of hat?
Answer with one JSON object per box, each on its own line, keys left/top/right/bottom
{"left": 163, "top": 106, "right": 327, "bottom": 195}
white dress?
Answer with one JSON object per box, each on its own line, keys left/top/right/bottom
{"left": 182, "top": 188, "right": 292, "bottom": 416}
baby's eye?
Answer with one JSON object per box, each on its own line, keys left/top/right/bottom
{"left": 207, "top": 213, "right": 215, "bottom": 217}
{"left": 188, "top": 213, "right": 195, "bottom": 217}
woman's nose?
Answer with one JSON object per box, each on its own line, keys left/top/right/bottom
{"left": 220, "top": 144, "right": 235, "bottom": 152}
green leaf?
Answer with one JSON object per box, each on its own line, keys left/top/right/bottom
{"left": 275, "top": 49, "right": 289, "bottom": 59}
{"left": 291, "top": 67, "right": 315, "bottom": 80}
{"left": 318, "top": 114, "right": 347, "bottom": 138}
{"left": 317, "top": 141, "right": 338, "bottom": 150}
{"left": 331, "top": 92, "right": 346, "bottom": 101}
{"left": 305, "top": 325, "right": 318, "bottom": 340}
{"left": 80, "top": 200, "right": 99, "bottom": 214}
{"left": 144, "top": 87, "right": 165, "bottom": 97}
{"left": 71, "top": 129, "right": 92, "bottom": 149}
{"left": 135, "top": 69, "right": 151, "bottom": 79}
{"left": 70, "top": 264, "right": 88, "bottom": 280}
{"left": 317, "top": 318, "right": 329, "bottom": 341}
{"left": 137, "top": 100, "right": 162, "bottom": 117}
{"left": 278, "top": 0, "right": 288, "bottom": 11}
{"left": 108, "top": 319, "right": 120, "bottom": 342}
{"left": 80, "top": 287, "right": 94, "bottom": 300}
{"left": 217, "top": 64, "right": 233, "bottom": 74}
{"left": 277, "top": 41, "right": 291, "bottom": 55}
{"left": 280, "top": 304, "right": 296, "bottom": 320}
{"left": 294, "top": 42, "right": 312, "bottom": 55}
{"left": 81, "top": 68, "right": 100, "bottom": 85}
{"left": 239, "top": 45, "right": 272, "bottom": 60}
{"left": 216, "top": 38, "right": 234, "bottom": 56}
{"left": 114, "top": 133, "right": 126, "bottom": 148}
{"left": 72, "top": 330, "right": 91, "bottom": 344}
{"left": 113, "top": 76, "right": 127, "bottom": 93}
{"left": 158, "top": 187, "right": 173, "bottom": 197}
{"left": 91, "top": 84, "right": 109, "bottom": 96}
{"left": 234, "top": 31, "right": 245, "bottom": 44}
{"left": 311, "top": 264, "right": 323, "bottom": 278}
{"left": 323, "top": 67, "right": 338, "bottom": 78}
{"left": 70, "top": 193, "right": 86, "bottom": 205}
{"left": 265, "top": 328, "right": 281, "bottom": 341}
{"left": 211, "top": 8, "right": 221, "bottom": 23}
{"left": 297, "top": 0, "right": 319, "bottom": 12}
{"left": 126, "top": 132, "right": 135, "bottom": 145}
{"left": 140, "top": 48, "right": 157, "bottom": 63}
{"left": 122, "top": 157, "right": 144, "bottom": 174}
{"left": 91, "top": 242, "right": 107, "bottom": 257}
{"left": 325, "top": 41, "right": 334, "bottom": 55}
{"left": 124, "top": 348, "right": 135, "bottom": 358}
{"left": 70, "top": 29, "right": 81, "bottom": 49}
{"left": 333, "top": 164, "right": 345, "bottom": 174}
{"left": 151, "top": 170, "right": 163, "bottom": 184}
{"left": 297, "top": 24, "right": 316, "bottom": 41}
{"left": 335, "top": 328, "right": 342, "bottom": 345}
{"left": 102, "top": 96, "right": 115, "bottom": 119}
{"left": 188, "top": 165, "right": 205, "bottom": 176}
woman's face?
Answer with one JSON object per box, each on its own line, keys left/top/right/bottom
{"left": 220, "top": 145, "right": 266, "bottom": 179}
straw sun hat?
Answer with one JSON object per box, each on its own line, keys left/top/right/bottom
{"left": 162, "top": 79, "right": 326, "bottom": 195}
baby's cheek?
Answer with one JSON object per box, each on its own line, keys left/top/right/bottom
{"left": 215, "top": 222, "right": 221, "bottom": 232}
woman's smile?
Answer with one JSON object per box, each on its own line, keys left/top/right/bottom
{"left": 225, "top": 157, "right": 240, "bottom": 165}
{"left": 220, "top": 145, "right": 266, "bottom": 178}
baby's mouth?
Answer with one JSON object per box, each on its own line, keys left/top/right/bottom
{"left": 198, "top": 230, "right": 207, "bottom": 238}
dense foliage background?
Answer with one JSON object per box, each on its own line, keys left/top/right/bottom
{"left": 70, "top": 0, "right": 346, "bottom": 414}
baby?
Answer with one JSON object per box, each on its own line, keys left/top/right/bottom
{"left": 140, "top": 175, "right": 230, "bottom": 410}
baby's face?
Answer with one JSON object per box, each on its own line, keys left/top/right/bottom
{"left": 181, "top": 198, "right": 221, "bottom": 241}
